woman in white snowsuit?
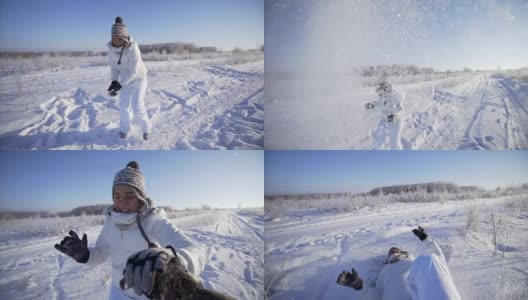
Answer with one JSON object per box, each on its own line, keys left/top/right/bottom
{"left": 54, "top": 161, "right": 218, "bottom": 299}
{"left": 376, "top": 80, "right": 403, "bottom": 122}
{"left": 370, "top": 79, "right": 405, "bottom": 149}
{"left": 337, "top": 227, "right": 461, "bottom": 300}
{"left": 107, "top": 17, "right": 151, "bottom": 141}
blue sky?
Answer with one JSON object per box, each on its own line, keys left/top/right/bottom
{"left": 265, "top": 151, "right": 528, "bottom": 195}
{"left": 0, "top": 0, "right": 263, "bottom": 51}
{"left": 266, "top": 0, "right": 528, "bottom": 72}
{"left": 0, "top": 151, "right": 263, "bottom": 212}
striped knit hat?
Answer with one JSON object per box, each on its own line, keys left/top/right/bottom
{"left": 113, "top": 161, "right": 149, "bottom": 209}
{"left": 111, "top": 17, "right": 129, "bottom": 38}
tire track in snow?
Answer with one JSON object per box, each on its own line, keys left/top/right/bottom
{"left": 494, "top": 76, "right": 528, "bottom": 149}
{"left": 459, "top": 77, "right": 490, "bottom": 149}
{"left": 51, "top": 254, "right": 66, "bottom": 300}
{"left": 191, "top": 88, "right": 264, "bottom": 150}
{"left": 206, "top": 211, "right": 261, "bottom": 299}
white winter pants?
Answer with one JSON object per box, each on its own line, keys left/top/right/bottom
{"left": 407, "top": 254, "right": 461, "bottom": 300}
{"left": 119, "top": 79, "right": 151, "bottom": 134}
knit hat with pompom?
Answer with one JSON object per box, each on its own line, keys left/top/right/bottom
{"left": 111, "top": 16, "right": 129, "bottom": 38}
{"left": 113, "top": 161, "right": 151, "bottom": 209}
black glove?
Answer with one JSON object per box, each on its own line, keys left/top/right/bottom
{"left": 54, "top": 230, "right": 90, "bottom": 263}
{"left": 412, "top": 226, "right": 428, "bottom": 241}
{"left": 121, "top": 247, "right": 234, "bottom": 300}
{"left": 336, "top": 268, "right": 363, "bottom": 290}
{"left": 365, "top": 102, "right": 375, "bottom": 110}
{"left": 120, "top": 247, "right": 175, "bottom": 297}
{"left": 108, "top": 81, "right": 122, "bottom": 96}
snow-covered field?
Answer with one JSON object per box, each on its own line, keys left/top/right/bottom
{"left": 265, "top": 73, "right": 528, "bottom": 150}
{"left": 0, "top": 59, "right": 263, "bottom": 150}
{"left": 265, "top": 196, "right": 528, "bottom": 299}
{"left": 0, "top": 208, "right": 264, "bottom": 299}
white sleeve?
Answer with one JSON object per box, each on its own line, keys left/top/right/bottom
{"left": 119, "top": 44, "right": 142, "bottom": 85}
{"left": 152, "top": 216, "right": 206, "bottom": 277}
{"left": 422, "top": 237, "right": 446, "bottom": 261}
{"left": 86, "top": 225, "right": 110, "bottom": 266}
{"left": 108, "top": 54, "right": 119, "bottom": 82}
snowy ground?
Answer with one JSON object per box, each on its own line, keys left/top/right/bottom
{"left": 265, "top": 197, "right": 528, "bottom": 299}
{"left": 0, "top": 59, "right": 263, "bottom": 150}
{"left": 265, "top": 73, "right": 528, "bottom": 150}
{"left": 0, "top": 208, "right": 264, "bottom": 299}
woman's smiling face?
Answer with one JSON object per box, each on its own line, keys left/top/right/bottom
{"left": 112, "top": 36, "right": 127, "bottom": 47}
{"left": 113, "top": 186, "right": 141, "bottom": 213}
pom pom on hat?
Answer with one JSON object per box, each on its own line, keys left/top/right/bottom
{"left": 115, "top": 16, "right": 123, "bottom": 24}
{"left": 126, "top": 161, "right": 139, "bottom": 170}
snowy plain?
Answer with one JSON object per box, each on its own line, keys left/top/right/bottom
{"left": 0, "top": 57, "right": 263, "bottom": 150}
{"left": 265, "top": 73, "right": 528, "bottom": 150}
{"left": 0, "top": 208, "right": 264, "bottom": 299}
{"left": 264, "top": 195, "right": 528, "bottom": 300}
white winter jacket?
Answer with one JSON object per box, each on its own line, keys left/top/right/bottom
{"left": 358, "top": 238, "right": 459, "bottom": 300}
{"left": 107, "top": 37, "right": 147, "bottom": 86}
{"left": 86, "top": 207, "right": 206, "bottom": 299}
{"left": 379, "top": 91, "right": 404, "bottom": 116}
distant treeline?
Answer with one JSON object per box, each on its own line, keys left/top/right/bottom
{"left": 359, "top": 64, "right": 482, "bottom": 77}
{"left": 0, "top": 204, "right": 210, "bottom": 220}
{"left": 0, "top": 42, "right": 264, "bottom": 59}
{"left": 265, "top": 182, "right": 528, "bottom": 201}
{"left": 0, "top": 204, "right": 110, "bottom": 220}
{"left": 138, "top": 42, "right": 219, "bottom": 55}
{"left": 367, "top": 182, "right": 480, "bottom": 196}
{"left": 0, "top": 51, "right": 107, "bottom": 58}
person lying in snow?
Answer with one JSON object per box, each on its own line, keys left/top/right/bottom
{"left": 107, "top": 17, "right": 151, "bottom": 141}
{"left": 54, "top": 161, "right": 231, "bottom": 299}
{"left": 336, "top": 226, "right": 461, "bottom": 300}
{"left": 366, "top": 79, "right": 404, "bottom": 123}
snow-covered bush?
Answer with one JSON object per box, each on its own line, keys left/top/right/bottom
{"left": 0, "top": 214, "right": 104, "bottom": 238}
{"left": 492, "top": 265, "right": 528, "bottom": 300}
{"left": 488, "top": 213, "right": 510, "bottom": 257}
{"left": 168, "top": 210, "right": 227, "bottom": 230}
{"left": 0, "top": 50, "right": 263, "bottom": 78}
{"left": 141, "top": 50, "right": 263, "bottom": 65}
{"left": 506, "top": 195, "right": 528, "bottom": 213}
{"left": 497, "top": 67, "right": 528, "bottom": 82}
{"left": 0, "top": 55, "right": 107, "bottom": 77}
{"left": 459, "top": 201, "right": 481, "bottom": 236}
{"left": 266, "top": 183, "right": 528, "bottom": 215}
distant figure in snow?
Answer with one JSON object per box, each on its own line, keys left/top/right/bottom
{"left": 107, "top": 17, "right": 151, "bottom": 141}
{"left": 54, "top": 161, "right": 230, "bottom": 299}
{"left": 374, "top": 79, "right": 404, "bottom": 123}
{"left": 369, "top": 79, "right": 406, "bottom": 149}
{"left": 336, "top": 226, "right": 461, "bottom": 300}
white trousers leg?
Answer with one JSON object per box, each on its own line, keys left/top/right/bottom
{"left": 119, "top": 86, "right": 132, "bottom": 134}
{"left": 119, "top": 79, "right": 151, "bottom": 134}
{"left": 407, "top": 254, "right": 461, "bottom": 300}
